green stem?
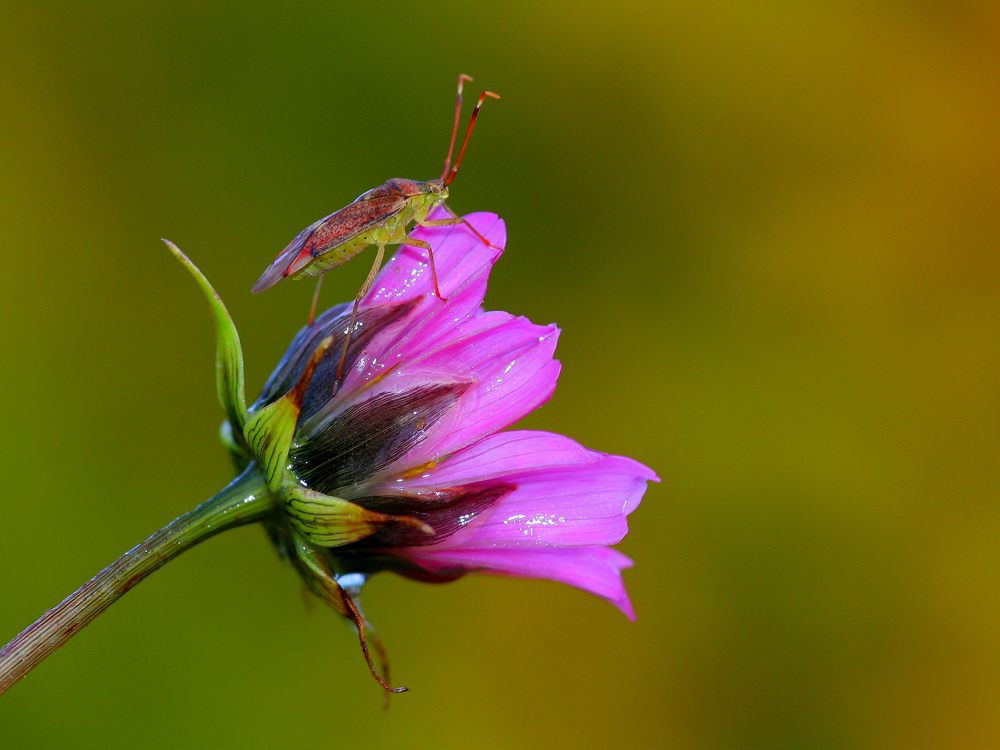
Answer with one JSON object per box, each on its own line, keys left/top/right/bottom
{"left": 0, "top": 464, "right": 275, "bottom": 696}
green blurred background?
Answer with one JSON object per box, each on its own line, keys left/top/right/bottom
{"left": 2, "top": 1, "right": 999, "bottom": 748}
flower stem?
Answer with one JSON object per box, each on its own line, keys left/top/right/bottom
{"left": 0, "top": 464, "right": 275, "bottom": 696}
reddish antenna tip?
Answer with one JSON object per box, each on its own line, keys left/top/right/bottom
{"left": 442, "top": 88, "right": 500, "bottom": 186}
{"left": 442, "top": 75, "right": 478, "bottom": 180}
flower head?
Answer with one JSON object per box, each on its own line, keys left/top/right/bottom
{"left": 172, "top": 209, "right": 658, "bottom": 693}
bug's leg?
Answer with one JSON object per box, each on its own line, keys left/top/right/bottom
{"left": 335, "top": 244, "right": 386, "bottom": 384}
{"left": 400, "top": 237, "right": 445, "bottom": 301}
{"left": 307, "top": 275, "right": 323, "bottom": 327}
{"left": 421, "top": 204, "right": 503, "bottom": 252}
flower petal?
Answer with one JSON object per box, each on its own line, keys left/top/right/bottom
{"left": 427, "top": 457, "right": 652, "bottom": 549}
{"left": 397, "top": 545, "right": 637, "bottom": 620}
{"left": 365, "top": 210, "right": 505, "bottom": 306}
{"left": 389, "top": 430, "right": 660, "bottom": 489}
{"left": 299, "top": 316, "right": 562, "bottom": 483}
{"left": 255, "top": 299, "right": 418, "bottom": 418}
{"left": 398, "top": 317, "right": 561, "bottom": 462}
{"left": 374, "top": 431, "right": 657, "bottom": 548}
{"left": 258, "top": 213, "right": 505, "bottom": 418}
{"left": 336, "top": 212, "right": 507, "bottom": 398}
{"left": 291, "top": 382, "right": 469, "bottom": 496}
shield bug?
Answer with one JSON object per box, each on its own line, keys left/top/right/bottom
{"left": 252, "top": 74, "right": 500, "bottom": 382}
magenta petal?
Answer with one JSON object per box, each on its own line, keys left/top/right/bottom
{"left": 381, "top": 430, "right": 657, "bottom": 549}
{"left": 399, "top": 546, "right": 637, "bottom": 620}
{"left": 431, "top": 460, "right": 652, "bottom": 549}
{"left": 336, "top": 211, "right": 507, "bottom": 397}
{"left": 394, "top": 430, "right": 660, "bottom": 489}
{"left": 404, "top": 317, "right": 562, "bottom": 462}
{"left": 317, "top": 211, "right": 558, "bottom": 451}
{"left": 345, "top": 278, "right": 512, "bottom": 397}
{"left": 308, "top": 314, "right": 563, "bottom": 471}
{"left": 364, "top": 210, "right": 505, "bottom": 306}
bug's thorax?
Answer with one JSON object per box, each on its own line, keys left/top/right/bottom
{"left": 380, "top": 177, "right": 449, "bottom": 223}
{"left": 340, "top": 178, "right": 444, "bottom": 251}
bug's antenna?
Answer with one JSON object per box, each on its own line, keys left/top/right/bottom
{"left": 441, "top": 74, "right": 474, "bottom": 181}
{"left": 442, "top": 90, "right": 499, "bottom": 187}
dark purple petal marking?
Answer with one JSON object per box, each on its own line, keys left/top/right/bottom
{"left": 348, "top": 483, "right": 514, "bottom": 548}
{"left": 290, "top": 383, "right": 469, "bottom": 495}
{"left": 255, "top": 298, "right": 419, "bottom": 420}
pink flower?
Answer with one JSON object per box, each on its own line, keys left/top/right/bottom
{"left": 253, "top": 209, "right": 658, "bottom": 687}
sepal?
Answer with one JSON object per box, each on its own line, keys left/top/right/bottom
{"left": 289, "top": 531, "right": 406, "bottom": 694}
{"left": 163, "top": 240, "right": 249, "bottom": 438}
{"left": 245, "top": 398, "right": 300, "bottom": 492}
{"left": 244, "top": 334, "right": 333, "bottom": 491}
{"left": 285, "top": 485, "right": 434, "bottom": 547}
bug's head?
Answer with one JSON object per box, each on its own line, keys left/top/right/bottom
{"left": 427, "top": 179, "right": 449, "bottom": 202}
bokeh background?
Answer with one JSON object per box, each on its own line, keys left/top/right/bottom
{"left": 2, "top": 2, "right": 1000, "bottom": 748}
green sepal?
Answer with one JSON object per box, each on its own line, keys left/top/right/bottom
{"left": 244, "top": 397, "right": 300, "bottom": 492}
{"left": 163, "top": 240, "right": 249, "bottom": 437}
{"left": 243, "top": 334, "right": 334, "bottom": 492}
{"left": 285, "top": 485, "right": 434, "bottom": 547}
{"left": 289, "top": 530, "right": 407, "bottom": 694}
{"left": 290, "top": 530, "right": 350, "bottom": 615}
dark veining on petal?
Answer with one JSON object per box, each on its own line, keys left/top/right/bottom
{"left": 290, "top": 383, "right": 469, "bottom": 495}
{"left": 254, "top": 298, "right": 419, "bottom": 420}
{"left": 348, "top": 483, "right": 514, "bottom": 548}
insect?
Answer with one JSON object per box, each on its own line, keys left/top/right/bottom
{"left": 252, "top": 74, "right": 500, "bottom": 383}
